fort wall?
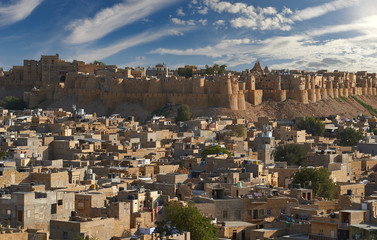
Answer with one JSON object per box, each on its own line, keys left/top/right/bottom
{"left": 2, "top": 55, "right": 377, "bottom": 111}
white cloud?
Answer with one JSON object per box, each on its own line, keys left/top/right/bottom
{"left": 198, "top": 7, "right": 209, "bottom": 15}
{"left": 0, "top": 0, "right": 43, "bottom": 27}
{"left": 177, "top": 8, "right": 185, "bottom": 16}
{"left": 203, "top": 0, "right": 293, "bottom": 31}
{"left": 171, "top": 18, "right": 208, "bottom": 26}
{"left": 308, "top": 15, "right": 377, "bottom": 37}
{"left": 121, "top": 56, "right": 147, "bottom": 68}
{"left": 292, "top": 0, "right": 360, "bottom": 21}
{"left": 171, "top": 18, "right": 196, "bottom": 26}
{"left": 213, "top": 20, "right": 225, "bottom": 26}
{"left": 199, "top": 19, "right": 207, "bottom": 26}
{"left": 213, "top": 19, "right": 226, "bottom": 29}
{"left": 71, "top": 28, "right": 188, "bottom": 62}
{"left": 149, "top": 15, "right": 377, "bottom": 71}
{"left": 202, "top": 0, "right": 360, "bottom": 31}
{"left": 65, "top": 0, "right": 177, "bottom": 44}
{"left": 150, "top": 38, "right": 252, "bottom": 60}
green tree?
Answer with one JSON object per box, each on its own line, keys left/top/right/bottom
{"left": 292, "top": 167, "right": 336, "bottom": 199}
{"left": 273, "top": 144, "right": 306, "bottom": 166}
{"left": 175, "top": 104, "right": 193, "bottom": 122}
{"left": 0, "top": 96, "right": 26, "bottom": 110}
{"left": 204, "top": 64, "right": 214, "bottom": 75}
{"left": 201, "top": 145, "right": 232, "bottom": 158}
{"left": 165, "top": 202, "right": 218, "bottom": 240}
{"left": 0, "top": 151, "right": 6, "bottom": 159}
{"left": 154, "top": 220, "right": 173, "bottom": 236}
{"left": 204, "top": 64, "right": 227, "bottom": 75}
{"left": 219, "top": 64, "right": 227, "bottom": 74}
{"left": 177, "top": 67, "right": 193, "bottom": 78}
{"left": 297, "top": 117, "right": 325, "bottom": 136}
{"left": 339, "top": 128, "right": 363, "bottom": 146}
{"left": 225, "top": 125, "right": 247, "bottom": 139}
{"left": 92, "top": 60, "right": 105, "bottom": 66}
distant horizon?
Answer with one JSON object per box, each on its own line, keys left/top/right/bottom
{"left": 0, "top": 0, "right": 376, "bottom": 72}
{"left": 0, "top": 54, "right": 376, "bottom": 74}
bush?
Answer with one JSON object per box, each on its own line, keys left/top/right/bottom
{"left": 0, "top": 96, "right": 26, "bottom": 110}
{"left": 297, "top": 117, "right": 325, "bottom": 136}
{"left": 350, "top": 96, "right": 377, "bottom": 116}
{"left": 175, "top": 104, "right": 193, "bottom": 122}
{"left": 273, "top": 144, "right": 306, "bottom": 166}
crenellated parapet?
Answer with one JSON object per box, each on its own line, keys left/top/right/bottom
{"left": 3, "top": 56, "right": 377, "bottom": 110}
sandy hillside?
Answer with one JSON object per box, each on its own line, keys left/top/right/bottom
{"left": 42, "top": 95, "right": 377, "bottom": 122}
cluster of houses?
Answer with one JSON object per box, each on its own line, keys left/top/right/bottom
{"left": 0, "top": 107, "right": 377, "bottom": 239}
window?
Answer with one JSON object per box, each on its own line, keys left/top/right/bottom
{"left": 63, "top": 232, "right": 68, "bottom": 239}
{"left": 51, "top": 204, "right": 57, "bottom": 214}
{"left": 267, "top": 209, "right": 271, "bottom": 215}
{"left": 223, "top": 210, "right": 228, "bottom": 218}
{"left": 281, "top": 208, "right": 286, "bottom": 214}
{"left": 247, "top": 210, "right": 252, "bottom": 216}
{"left": 58, "top": 200, "right": 63, "bottom": 205}
{"left": 259, "top": 209, "right": 264, "bottom": 217}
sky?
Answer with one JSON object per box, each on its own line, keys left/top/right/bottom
{"left": 0, "top": 0, "right": 377, "bottom": 72}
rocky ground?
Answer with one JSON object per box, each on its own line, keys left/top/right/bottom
{"left": 192, "top": 95, "right": 377, "bottom": 121}
{"left": 41, "top": 95, "right": 377, "bottom": 122}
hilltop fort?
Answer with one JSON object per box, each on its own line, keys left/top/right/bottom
{"left": 0, "top": 54, "right": 376, "bottom": 111}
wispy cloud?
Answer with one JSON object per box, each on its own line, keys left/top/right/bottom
{"left": 71, "top": 27, "right": 189, "bottom": 62}
{"left": 176, "top": 7, "right": 185, "bottom": 16}
{"left": 65, "top": 0, "right": 177, "bottom": 45}
{"left": 120, "top": 56, "right": 147, "bottom": 68}
{"left": 0, "top": 0, "right": 43, "bottom": 27}
{"left": 172, "top": 18, "right": 196, "bottom": 26}
{"left": 171, "top": 18, "right": 207, "bottom": 26}
{"left": 292, "top": 0, "right": 360, "bottom": 21}
{"left": 151, "top": 38, "right": 252, "bottom": 59}
{"left": 149, "top": 15, "right": 377, "bottom": 71}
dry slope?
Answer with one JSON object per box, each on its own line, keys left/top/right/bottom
{"left": 42, "top": 95, "right": 377, "bottom": 121}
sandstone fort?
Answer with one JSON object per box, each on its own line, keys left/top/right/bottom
{"left": 0, "top": 54, "right": 376, "bottom": 111}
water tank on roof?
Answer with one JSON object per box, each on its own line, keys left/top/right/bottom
{"left": 347, "top": 189, "right": 353, "bottom": 195}
{"left": 88, "top": 169, "right": 93, "bottom": 174}
{"left": 237, "top": 182, "right": 242, "bottom": 187}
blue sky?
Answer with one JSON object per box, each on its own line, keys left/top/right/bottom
{"left": 0, "top": 0, "right": 377, "bottom": 72}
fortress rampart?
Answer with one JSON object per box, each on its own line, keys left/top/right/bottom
{"left": 1, "top": 55, "right": 376, "bottom": 111}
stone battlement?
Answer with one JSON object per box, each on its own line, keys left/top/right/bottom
{"left": 1, "top": 55, "right": 376, "bottom": 111}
